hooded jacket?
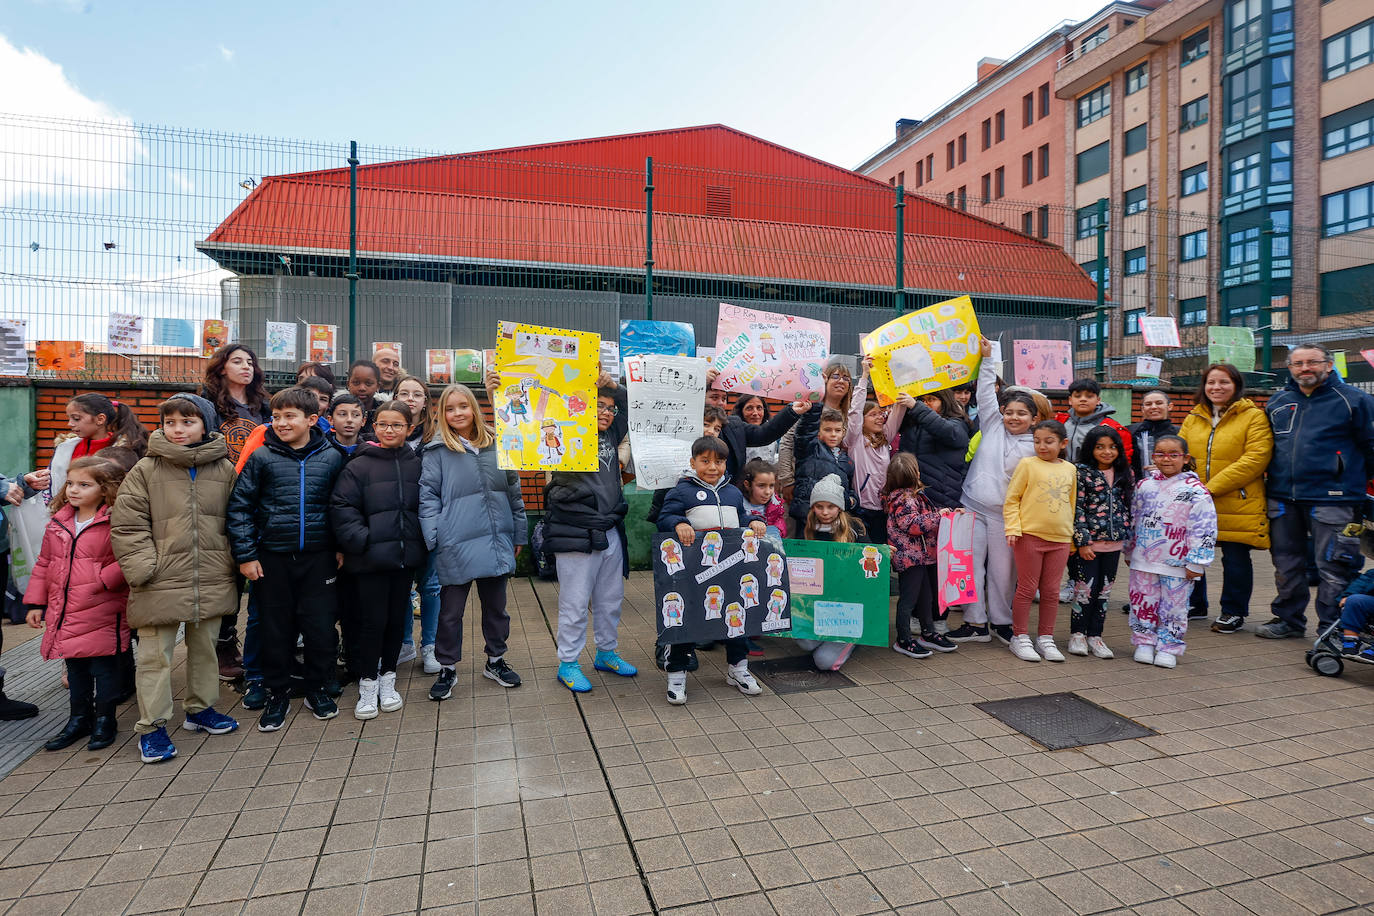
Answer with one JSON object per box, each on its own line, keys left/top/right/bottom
{"left": 543, "top": 385, "right": 630, "bottom": 570}
{"left": 658, "top": 474, "right": 747, "bottom": 532}
{"left": 1264, "top": 372, "right": 1374, "bottom": 505}
{"left": 330, "top": 442, "right": 427, "bottom": 573}
{"left": 884, "top": 486, "right": 941, "bottom": 571}
{"left": 790, "top": 442, "right": 860, "bottom": 522}
{"left": 1072, "top": 465, "right": 1132, "bottom": 547}
{"left": 1125, "top": 469, "right": 1217, "bottom": 576}
{"left": 24, "top": 504, "right": 129, "bottom": 660}
{"left": 1179, "top": 398, "right": 1272, "bottom": 548}
{"left": 898, "top": 400, "right": 972, "bottom": 508}
{"left": 227, "top": 425, "right": 344, "bottom": 561}
{"left": 419, "top": 436, "right": 527, "bottom": 585}
{"left": 961, "top": 357, "right": 1035, "bottom": 517}
{"left": 1125, "top": 416, "right": 1178, "bottom": 479}
{"left": 111, "top": 428, "right": 239, "bottom": 627}
{"left": 1055, "top": 404, "right": 1134, "bottom": 467}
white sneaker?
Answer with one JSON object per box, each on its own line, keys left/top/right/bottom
{"left": 378, "top": 671, "right": 403, "bottom": 712}
{"left": 1066, "top": 633, "right": 1090, "bottom": 656}
{"left": 726, "top": 662, "right": 762, "bottom": 696}
{"left": 1153, "top": 652, "right": 1177, "bottom": 669}
{"left": 1133, "top": 645, "right": 1155, "bottom": 665}
{"left": 421, "top": 644, "right": 440, "bottom": 675}
{"left": 397, "top": 642, "right": 418, "bottom": 665}
{"left": 1087, "top": 637, "right": 1114, "bottom": 659}
{"left": 1059, "top": 584, "right": 1074, "bottom": 604}
{"left": 1035, "top": 636, "right": 1065, "bottom": 662}
{"left": 666, "top": 673, "right": 687, "bottom": 705}
{"left": 1009, "top": 635, "right": 1041, "bottom": 662}
{"left": 355, "top": 678, "right": 379, "bottom": 720}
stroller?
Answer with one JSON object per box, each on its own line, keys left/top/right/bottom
{"left": 1308, "top": 495, "right": 1374, "bottom": 678}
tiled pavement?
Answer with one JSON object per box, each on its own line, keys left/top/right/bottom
{"left": 1, "top": 566, "right": 1374, "bottom": 915}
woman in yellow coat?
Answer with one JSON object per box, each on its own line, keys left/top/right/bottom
{"left": 1179, "top": 363, "right": 1273, "bottom": 634}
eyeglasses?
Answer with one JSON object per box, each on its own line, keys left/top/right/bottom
{"left": 597, "top": 404, "right": 619, "bottom": 416}
{"left": 374, "top": 422, "right": 409, "bottom": 431}
{"left": 1288, "top": 360, "right": 1330, "bottom": 369}
{"left": 1153, "top": 452, "right": 1185, "bottom": 459}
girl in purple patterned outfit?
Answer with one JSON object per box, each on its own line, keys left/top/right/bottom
{"left": 1068, "top": 427, "right": 1133, "bottom": 659}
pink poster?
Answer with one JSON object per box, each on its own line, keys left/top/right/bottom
{"left": 937, "top": 509, "right": 977, "bottom": 612}
{"left": 711, "top": 303, "right": 830, "bottom": 401}
{"left": 1012, "top": 339, "right": 1073, "bottom": 390}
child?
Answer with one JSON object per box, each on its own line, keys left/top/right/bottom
{"left": 347, "top": 359, "right": 382, "bottom": 414}
{"left": 1004, "top": 420, "right": 1077, "bottom": 663}
{"left": 420, "top": 384, "right": 526, "bottom": 700}
{"left": 228, "top": 387, "right": 345, "bottom": 731}
{"left": 1124, "top": 436, "right": 1216, "bottom": 668}
{"left": 23, "top": 393, "right": 149, "bottom": 502}
{"left": 790, "top": 407, "right": 859, "bottom": 530}
{"left": 391, "top": 374, "right": 438, "bottom": 671}
{"left": 24, "top": 456, "right": 129, "bottom": 752}
{"left": 1067, "top": 427, "right": 1133, "bottom": 659}
{"left": 740, "top": 458, "right": 786, "bottom": 540}
{"left": 1055, "top": 378, "right": 1133, "bottom": 468}
{"left": 1338, "top": 570, "right": 1374, "bottom": 662}
{"left": 543, "top": 374, "right": 637, "bottom": 693}
{"left": 327, "top": 393, "right": 367, "bottom": 458}
{"left": 847, "top": 356, "right": 912, "bottom": 544}
{"left": 657, "top": 436, "right": 767, "bottom": 704}
{"left": 112, "top": 394, "right": 240, "bottom": 763}
{"left": 794, "top": 474, "right": 866, "bottom": 670}
{"left": 300, "top": 376, "right": 335, "bottom": 433}
{"left": 330, "top": 401, "right": 427, "bottom": 719}
{"left": 883, "top": 454, "right": 949, "bottom": 659}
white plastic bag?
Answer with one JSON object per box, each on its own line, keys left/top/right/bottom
{"left": 6, "top": 496, "right": 48, "bottom": 592}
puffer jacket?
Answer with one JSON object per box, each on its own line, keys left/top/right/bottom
{"left": 790, "top": 444, "right": 860, "bottom": 522}
{"left": 330, "top": 442, "right": 427, "bottom": 573}
{"left": 112, "top": 430, "right": 239, "bottom": 627}
{"left": 543, "top": 384, "right": 629, "bottom": 569}
{"left": 659, "top": 474, "right": 747, "bottom": 532}
{"left": 227, "top": 425, "right": 344, "bottom": 561}
{"left": 1125, "top": 469, "right": 1217, "bottom": 575}
{"left": 420, "top": 437, "right": 527, "bottom": 585}
{"left": 898, "top": 400, "right": 972, "bottom": 508}
{"left": 884, "top": 487, "right": 941, "bottom": 571}
{"left": 1264, "top": 372, "right": 1374, "bottom": 505}
{"left": 1073, "top": 465, "right": 1132, "bottom": 547}
{"left": 24, "top": 505, "right": 129, "bottom": 660}
{"left": 1179, "top": 398, "right": 1272, "bottom": 548}
{"left": 723, "top": 409, "right": 801, "bottom": 479}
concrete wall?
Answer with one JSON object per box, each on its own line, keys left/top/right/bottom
{"left": 0, "top": 384, "right": 35, "bottom": 477}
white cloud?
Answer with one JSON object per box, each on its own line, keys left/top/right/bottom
{"left": 171, "top": 172, "right": 194, "bottom": 192}
{"left": 219, "top": 44, "right": 233, "bottom": 63}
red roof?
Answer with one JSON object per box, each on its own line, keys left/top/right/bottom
{"left": 202, "top": 125, "right": 1096, "bottom": 302}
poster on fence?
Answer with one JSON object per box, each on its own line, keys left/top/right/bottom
{"left": 265, "top": 322, "right": 296, "bottom": 362}
{"left": 202, "top": 319, "right": 229, "bottom": 358}
{"left": 491, "top": 321, "right": 599, "bottom": 472}
{"left": 1335, "top": 351, "right": 1348, "bottom": 379}
{"left": 1136, "top": 355, "right": 1163, "bottom": 379}
{"left": 107, "top": 313, "right": 143, "bottom": 355}
{"left": 937, "top": 509, "right": 978, "bottom": 612}
{"left": 372, "top": 341, "right": 402, "bottom": 365}
{"left": 861, "top": 295, "right": 982, "bottom": 405}
{"left": 711, "top": 304, "right": 829, "bottom": 401}
{"left": 426, "top": 350, "right": 453, "bottom": 384}
{"left": 35, "top": 341, "right": 84, "bottom": 373}
{"left": 1207, "top": 326, "right": 1255, "bottom": 372}
{"left": 0, "top": 320, "right": 27, "bottom": 376}
{"left": 600, "top": 341, "right": 621, "bottom": 382}
{"left": 307, "top": 324, "right": 337, "bottom": 363}
{"left": 783, "top": 539, "right": 890, "bottom": 646}
{"left": 1363, "top": 349, "right": 1374, "bottom": 370}
{"left": 153, "top": 318, "right": 195, "bottom": 349}
{"left": 653, "top": 528, "right": 792, "bottom": 642}
{"left": 624, "top": 354, "right": 708, "bottom": 490}
{"left": 1012, "top": 339, "right": 1073, "bottom": 389}
{"left": 1140, "top": 316, "right": 1180, "bottom": 348}
{"left": 453, "top": 349, "right": 484, "bottom": 383}
{"left": 619, "top": 320, "right": 696, "bottom": 358}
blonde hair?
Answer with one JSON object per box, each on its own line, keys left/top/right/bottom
{"left": 804, "top": 505, "right": 864, "bottom": 543}
{"left": 434, "top": 384, "right": 494, "bottom": 451}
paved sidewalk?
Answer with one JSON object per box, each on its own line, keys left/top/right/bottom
{"left": 1, "top": 568, "right": 1373, "bottom": 915}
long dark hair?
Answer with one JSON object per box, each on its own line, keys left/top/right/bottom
{"left": 732, "top": 394, "right": 770, "bottom": 424}
{"left": 1194, "top": 363, "right": 1245, "bottom": 408}
{"left": 67, "top": 393, "right": 148, "bottom": 456}
{"left": 204, "top": 344, "right": 269, "bottom": 423}
{"left": 923, "top": 389, "right": 972, "bottom": 429}
{"left": 1077, "top": 427, "right": 1133, "bottom": 503}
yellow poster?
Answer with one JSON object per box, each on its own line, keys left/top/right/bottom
{"left": 861, "top": 295, "right": 983, "bottom": 405}
{"left": 492, "top": 320, "right": 599, "bottom": 472}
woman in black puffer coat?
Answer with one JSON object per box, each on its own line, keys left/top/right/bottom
{"left": 897, "top": 389, "right": 973, "bottom": 508}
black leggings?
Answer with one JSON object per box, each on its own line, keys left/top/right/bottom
{"left": 895, "top": 565, "right": 938, "bottom": 642}
{"left": 66, "top": 655, "right": 121, "bottom": 715}
{"left": 435, "top": 577, "right": 509, "bottom": 666}
{"left": 1068, "top": 550, "right": 1121, "bottom": 638}
{"left": 355, "top": 569, "right": 416, "bottom": 678}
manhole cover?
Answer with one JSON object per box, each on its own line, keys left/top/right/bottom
{"left": 753, "top": 653, "right": 856, "bottom": 694}
{"left": 974, "top": 692, "right": 1156, "bottom": 750}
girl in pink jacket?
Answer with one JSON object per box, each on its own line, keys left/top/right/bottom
{"left": 24, "top": 456, "right": 129, "bottom": 753}
{"left": 847, "top": 356, "right": 912, "bottom": 545}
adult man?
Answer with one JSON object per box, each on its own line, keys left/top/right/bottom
{"left": 1259, "top": 344, "right": 1374, "bottom": 638}
{"left": 373, "top": 347, "right": 402, "bottom": 399}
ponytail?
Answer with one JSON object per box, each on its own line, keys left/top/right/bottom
{"left": 68, "top": 393, "right": 149, "bottom": 456}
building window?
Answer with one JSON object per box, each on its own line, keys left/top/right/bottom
{"left": 1126, "top": 63, "right": 1149, "bottom": 95}
{"left": 1038, "top": 143, "right": 1050, "bottom": 179}
{"left": 1022, "top": 211, "right": 1035, "bottom": 235}
{"left": 1181, "top": 28, "right": 1209, "bottom": 65}
{"left": 1080, "top": 25, "right": 1109, "bottom": 55}
{"left": 1323, "top": 182, "right": 1374, "bottom": 236}
{"left": 981, "top": 119, "right": 992, "bottom": 151}
{"left": 995, "top": 110, "right": 1005, "bottom": 143}
{"left": 1076, "top": 204, "right": 1106, "bottom": 239}
{"left": 1077, "top": 83, "right": 1110, "bottom": 127}
{"left": 1228, "top": 225, "right": 1260, "bottom": 271}
{"left": 958, "top": 134, "right": 967, "bottom": 164}
{"left": 946, "top": 191, "right": 955, "bottom": 207}
{"left": 1179, "top": 296, "right": 1208, "bottom": 325}
{"left": 1077, "top": 141, "right": 1110, "bottom": 183}
{"left": 896, "top": 171, "right": 905, "bottom": 188}
{"left": 993, "top": 167, "right": 1004, "bottom": 199}
{"left": 957, "top": 186, "right": 967, "bottom": 210}
{"left": 1324, "top": 18, "right": 1374, "bottom": 81}
{"left": 1124, "top": 185, "right": 1147, "bottom": 215}
{"left": 1228, "top": 61, "right": 1264, "bottom": 124}
{"left": 1271, "top": 54, "right": 1293, "bottom": 108}
{"left": 1181, "top": 163, "right": 1208, "bottom": 196}
{"left": 1124, "top": 124, "right": 1147, "bottom": 156}
{"left": 1228, "top": 0, "right": 1263, "bottom": 51}
{"left": 1037, "top": 205, "right": 1050, "bottom": 239}
{"left": 1269, "top": 137, "right": 1292, "bottom": 182}
{"left": 1023, "top": 92, "right": 1034, "bottom": 127}
{"left": 926, "top": 153, "right": 934, "bottom": 178}
{"left": 1324, "top": 101, "right": 1374, "bottom": 158}
{"left": 1038, "top": 83, "right": 1050, "bottom": 119}
{"left": 1125, "top": 248, "right": 1147, "bottom": 276}
{"left": 1125, "top": 309, "right": 1145, "bottom": 335}
{"left": 1023, "top": 152, "right": 1034, "bottom": 186}
{"left": 1181, "top": 95, "right": 1209, "bottom": 131}
{"left": 1228, "top": 147, "right": 1262, "bottom": 194}
{"left": 915, "top": 161, "right": 924, "bottom": 187}
{"left": 1270, "top": 207, "right": 1291, "bottom": 258}
{"left": 1082, "top": 259, "right": 1111, "bottom": 290}
{"left": 947, "top": 140, "right": 955, "bottom": 170}
{"left": 1271, "top": 0, "right": 1292, "bottom": 34}
{"left": 981, "top": 173, "right": 991, "bottom": 203}
{"left": 1079, "top": 321, "right": 1099, "bottom": 343}
{"left": 1181, "top": 229, "right": 1208, "bottom": 261}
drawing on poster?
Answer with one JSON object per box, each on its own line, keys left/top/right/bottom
{"left": 202, "top": 320, "right": 228, "bottom": 358}
{"left": 862, "top": 296, "right": 983, "bottom": 404}
{"left": 783, "top": 539, "right": 891, "bottom": 646}
{"left": 711, "top": 304, "right": 829, "bottom": 401}
{"left": 652, "top": 529, "right": 790, "bottom": 642}
{"left": 766, "top": 553, "right": 785, "bottom": 586}
{"left": 660, "top": 539, "right": 685, "bottom": 575}
{"left": 492, "top": 321, "right": 599, "bottom": 472}
{"left": 265, "top": 322, "right": 296, "bottom": 362}
{"left": 1012, "top": 339, "right": 1073, "bottom": 389}
{"left": 740, "top": 574, "right": 759, "bottom": 608}
{"left": 662, "top": 592, "right": 685, "bottom": 630}
{"left": 307, "top": 325, "right": 337, "bottom": 363}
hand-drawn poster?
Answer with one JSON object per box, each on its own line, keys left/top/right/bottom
{"left": 1136, "top": 355, "right": 1163, "bottom": 379}
{"left": 0, "top": 320, "right": 27, "bottom": 376}
{"left": 1207, "top": 326, "right": 1256, "bottom": 372}
{"left": 782, "top": 539, "right": 890, "bottom": 646}
{"left": 452, "top": 349, "right": 484, "bottom": 383}
{"left": 654, "top": 528, "right": 791, "bottom": 642}
{"left": 492, "top": 321, "right": 599, "bottom": 472}
{"left": 107, "top": 313, "right": 143, "bottom": 355}
{"left": 1139, "top": 316, "right": 1180, "bottom": 348}
{"left": 202, "top": 319, "right": 229, "bottom": 358}
{"left": 1012, "top": 339, "right": 1073, "bottom": 389}
{"left": 861, "top": 296, "right": 982, "bottom": 405}
{"left": 265, "top": 321, "right": 296, "bottom": 362}
{"left": 619, "top": 319, "right": 696, "bottom": 358}
{"left": 307, "top": 324, "right": 337, "bottom": 363}
{"left": 426, "top": 349, "right": 453, "bottom": 384}
{"left": 1335, "top": 351, "right": 1348, "bottom": 379}
{"left": 624, "top": 354, "right": 708, "bottom": 490}
{"left": 711, "top": 304, "right": 829, "bottom": 401}
{"left": 937, "top": 509, "right": 977, "bottom": 612}
{"left": 35, "top": 341, "right": 84, "bottom": 373}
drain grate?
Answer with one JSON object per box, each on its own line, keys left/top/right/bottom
{"left": 753, "top": 653, "right": 856, "bottom": 694}
{"left": 975, "top": 692, "right": 1156, "bottom": 750}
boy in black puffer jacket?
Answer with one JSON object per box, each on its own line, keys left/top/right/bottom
{"left": 228, "top": 387, "right": 345, "bottom": 733}
{"left": 790, "top": 407, "right": 859, "bottom": 529}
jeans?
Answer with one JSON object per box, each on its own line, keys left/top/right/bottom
{"left": 1188, "top": 541, "right": 1254, "bottom": 619}
{"left": 1068, "top": 549, "right": 1120, "bottom": 638}
{"left": 1341, "top": 593, "right": 1374, "bottom": 633}
{"left": 402, "top": 552, "right": 440, "bottom": 651}
{"left": 1269, "top": 500, "right": 1364, "bottom": 630}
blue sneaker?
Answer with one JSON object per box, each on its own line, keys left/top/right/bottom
{"left": 557, "top": 662, "right": 592, "bottom": 693}
{"left": 138, "top": 727, "right": 177, "bottom": 764}
{"left": 184, "top": 707, "right": 239, "bottom": 735}
{"left": 593, "top": 650, "right": 637, "bottom": 677}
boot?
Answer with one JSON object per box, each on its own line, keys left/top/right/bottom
{"left": 44, "top": 710, "right": 92, "bottom": 751}
{"left": 87, "top": 705, "right": 117, "bottom": 750}
{"left": 217, "top": 642, "right": 244, "bottom": 681}
{"left": 0, "top": 676, "right": 38, "bottom": 720}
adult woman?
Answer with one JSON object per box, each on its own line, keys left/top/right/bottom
{"left": 1126, "top": 389, "right": 1178, "bottom": 479}
{"left": 1178, "top": 364, "right": 1272, "bottom": 633}
{"left": 734, "top": 395, "right": 779, "bottom": 463}
{"left": 204, "top": 344, "right": 270, "bottom": 463}
{"left": 897, "top": 389, "right": 972, "bottom": 509}
{"left": 777, "top": 361, "right": 853, "bottom": 500}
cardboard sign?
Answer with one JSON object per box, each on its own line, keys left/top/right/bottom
{"left": 35, "top": 341, "right": 84, "bottom": 373}
{"left": 1335, "top": 351, "right": 1348, "bottom": 379}
{"left": 1012, "top": 339, "right": 1073, "bottom": 389}
{"left": 937, "top": 509, "right": 977, "bottom": 612}
{"left": 265, "top": 321, "right": 296, "bottom": 361}
{"left": 307, "top": 324, "right": 337, "bottom": 363}
{"left": 1136, "top": 355, "right": 1163, "bottom": 378}
{"left": 452, "top": 349, "right": 484, "bottom": 383}
{"left": 619, "top": 319, "right": 696, "bottom": 358}
{"left": 1207, "top": 326, "right": 1256, "bottom": 372}
{"left": 202, "top": 319, "right": 229, "bottom": 357}
{"left": 653, "top": 528, "right": 792, "bottom": 642}
{"left": 624, "top": 354, "right": 708, "bottom": 490}
{"left": 782, "top": 539, "right": 890, "bottom": 646}
{"left": 492, "top": 321, "right": 599, "bottom": 472}
{"left": 861, "top": 295, "right": 983, "bottom": 405}
{"left": 107, "top": 313, "right": 143, "bottom": 355}
{"left": 0, "top": 320, "right": 27, "bottom": 376}
{"left": 600, "top": 341, "right": 621, "bottom": 382}
{"left": 426, "top": 349, "right": 453, "bottom": 384}
{"left": 1139, "top": 316, "right": 1180, "bottom": 348}
{"left": 711, "top": 303, "right": 830, "bottom": 401}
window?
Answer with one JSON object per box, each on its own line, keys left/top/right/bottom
{"left": 1077, "top": 141, "right": 1110, "bottom": 183}
{"left": 1079, "top": 321, "right": 1099, "bottom": 343}
{"left": 981, "top": 173, "right": 991, "bottom": 203}
{"left": 1023, "top": 93, "right": 1034, "bottom": 127}
{"left": 1325, "top": 18, "right": 1373, "bottom": 81}
{"left": 957, "top": 186, "right": 967, "bottom": 210}
{"left": 1270, "top": 207, "right": 1291, "bottom": 258}
{"left": 1228, "top": 225, "right": 1260, "bottom": 270}
{"left": 1272, "top": 0, "right": 1292, "bottom": 34}
{"left": 1228, "top": 61, "right": 1264, "bottom": 123}
{"left": 1022, "top": 211, "right": 1035, "bottom": 235}
{"left": 1271, "top": 54, "right": 1293, "bottom": 108}
{"left": 1124, "top": 124, "right": 1147, "bottom": 156}
{"left": 915, "top": 161, "right": 924, "bottom": 187}
{"left": 1080, "top": 25, "right": 1109, "bottom": 55}
{"left": 958, "top": 134, "right": 967, "bottom": 163}
{"left": 1269, "top": 137, "right": 1291, "bottom": 182}
{"left": 1181, "top": 229, "right": 1208, "bottom": 261}
{"left": 1039, "top": 83, "right": 1050, "bottom": 119}
{"left": 1325, "top": 101, "right": 1374, "bottom": 158}
{"left": 1323, "top": 182, "right": 1374, "bottom": 236}
{"left": 1125, "top": 309, "right": 1145, "bottom": 335}
{"left": 947, "top": 140, "right": 955, "bottom": 170}
{"left": 1125, "top": 248, "right": 1147, "bottom": 276}
{"left": 1037, "top": 205, "right": 1050, "bottom": 239}
{"left": 1179, "top": 296, "right": 1208, "bottom": 326}
{"left": 995, "top": 110, "right": 1005, "bottom": 143}
{"left": 1126, "top": 63, "right": 1149, "bottom": 95}
{"left": 946, "top": 191, "right": 955, "bottom": 207}
{"left": 1228, "top": 0, "right": 1263, "bottom": 51}
{"left": 1228, "top": 147, "right": 1262, "bottom": 194}
{"left": 1076, "top": 204, "right": 1106, "bottom": 239}
{"left": 926, "top": 154, "right": 934, "bottom": 179}
{"left": 981, "top": 118, "right": 992, "bottom": 151}
{"left": 1181, "top": 163, "right": 1208, "bottom": 196}
{"left": 1038, "top": 143, "right": 1050, "bottom": 178}
{"left": 1023, "top": 151, "right": 1034, "bottom": 186}
{"left": 994, "top": 166, "right": 1004, "bottom": 199}
{"left": 1181, "top": 95, "right": 1209, "bottom": 131}
{"left": 1082, "top": 259, "right": 1111, "bottom": 291}
{"left": 896, "top": 171, "right": 905, "bottom": 188}
{"left": 1181, "top": 28, "right": 1209, "bottom": 65}
{"left": 1078, "top": 83, "right": 1110, "bottom": 127}
{"left": 1124, "top": 185, "right": 1147, "bottom": 215}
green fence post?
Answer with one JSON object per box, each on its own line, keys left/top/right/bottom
{"left": 895, "top": 183, "right": 906, "bottom": 315}
{"left": 347, "top": 140, "right": 359, "bottom": 364}
{"left": 1095, "top": 197, "right": 1107, "bottom": 381}
{"left": 1259, "top": 217, "right": 1274, "bottom": 376}
{"left": 644, "top": 156, "right": 654, "bottom": 321}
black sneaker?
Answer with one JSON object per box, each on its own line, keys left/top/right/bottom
{"left": 892, "top": 638, "right": 932, "bottom": 659}
{"left": 483, "top": 657, "right": 521, "bottom": 688}
{"left": 304, "top": 689, "right": 338, "bottom": 720}
{"left": 242, "top": 680, "right": 267, "bottom": 710}
{"left": 258, "top": 694, "right": 289, "bottom": 732}
{"left": 918, "top": 632, "right": 958, "bottom": 653}
{"left": 1211, "top": 614, "right": 1244, "bottom": 633}
{"left": 323, "top": 679, "right": 343, "bottom": 699}
{"left": 430, "top": 667, "right": 456, "bottom": 701}
{"left": 992, "top": 625, "right": 1014, "bottom": 645}
{"left": 1341, "top": 638, "right": 1363, "bottom": 659}
{"left": 945, "top": 623, "right": 991, "bottom": 643}
{"left": 1187, "top": 610, "right": 1210, "bottom": 620}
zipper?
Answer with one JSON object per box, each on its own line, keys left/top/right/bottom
{"left": 190, "top": 468, "right": 201, "bottom": 622}
{"left": 395, "top": 449, "right": 406, "bottom": 565}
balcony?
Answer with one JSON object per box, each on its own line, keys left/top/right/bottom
{"left": 1055, "top": 0, "right": 1223, "bottom": 99}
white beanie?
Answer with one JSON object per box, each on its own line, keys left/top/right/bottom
{"left": 810, "top": 474, "right": 846, "bottom": 509}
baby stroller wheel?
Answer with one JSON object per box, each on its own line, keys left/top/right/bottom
{"left": 1313, "top": 654, "right": 1344, "bottom": 678}
{"left": 1305, "top": 650, "right": 1316, "bottom": 669}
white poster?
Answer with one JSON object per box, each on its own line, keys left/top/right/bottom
{"left": 600, "top": 341, "right": 621, "bottom": 382}
{"left": 0, "top": 320, "right": 27, "bottom": 376}
{"left": 107, "top": 312, "right": 143, "bottom": 355}
{"left": 265, "top": 321, "right": 297, "bottom": 362}
{"left": 1136, "top": 355, "right": 1163, "bottom": 378}
{"left": 1139, "top": 316, "right": 1180, "bottom": 347}
{"left": 625, "top": 354, "right": 709, "bottom": 490}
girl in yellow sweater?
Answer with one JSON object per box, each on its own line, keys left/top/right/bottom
{"left": 1005, "top": 420, "right": 1077, "bottom": 663}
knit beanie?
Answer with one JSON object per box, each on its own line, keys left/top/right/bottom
{"left": 810, "top": 474, "right": 846, "bottom": 509}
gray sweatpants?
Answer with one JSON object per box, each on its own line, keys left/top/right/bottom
{"left": 555, "top": 534, "right": 625, "bottom": 663}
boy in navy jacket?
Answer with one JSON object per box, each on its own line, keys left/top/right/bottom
{"left": 790, "top": 407, "right": 859, "bottom": 527}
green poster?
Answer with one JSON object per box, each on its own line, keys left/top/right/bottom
{"left": 1335, "top": 351, "right": 1348, "bottom": 379}
{"left": 1207, "top": 326, "right": 1256, "bottom": 372}
{"left": 782, "top": 539, "right": 891, "bottom": 646}
{"left": 1099, "top": 388, "right": 1134, "bottom": 425}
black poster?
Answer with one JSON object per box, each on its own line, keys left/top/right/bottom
{"left": 653, "top": 528, "right": 792, "bottom": 642}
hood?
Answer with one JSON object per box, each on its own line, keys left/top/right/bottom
{"left": 354, "top": 441, "right": 417, "bottom": 461}
{"left": 167, "top": 392, "right": 222, "bottom": 434}
{"left": 1069, "top": 402, "right": 1115, "bottom": 425}
{"left": 146, "top": 429, "right": 230, "bottom": 467}
{"left": 264, "top": 424, "right": 326, "bottom": 458}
